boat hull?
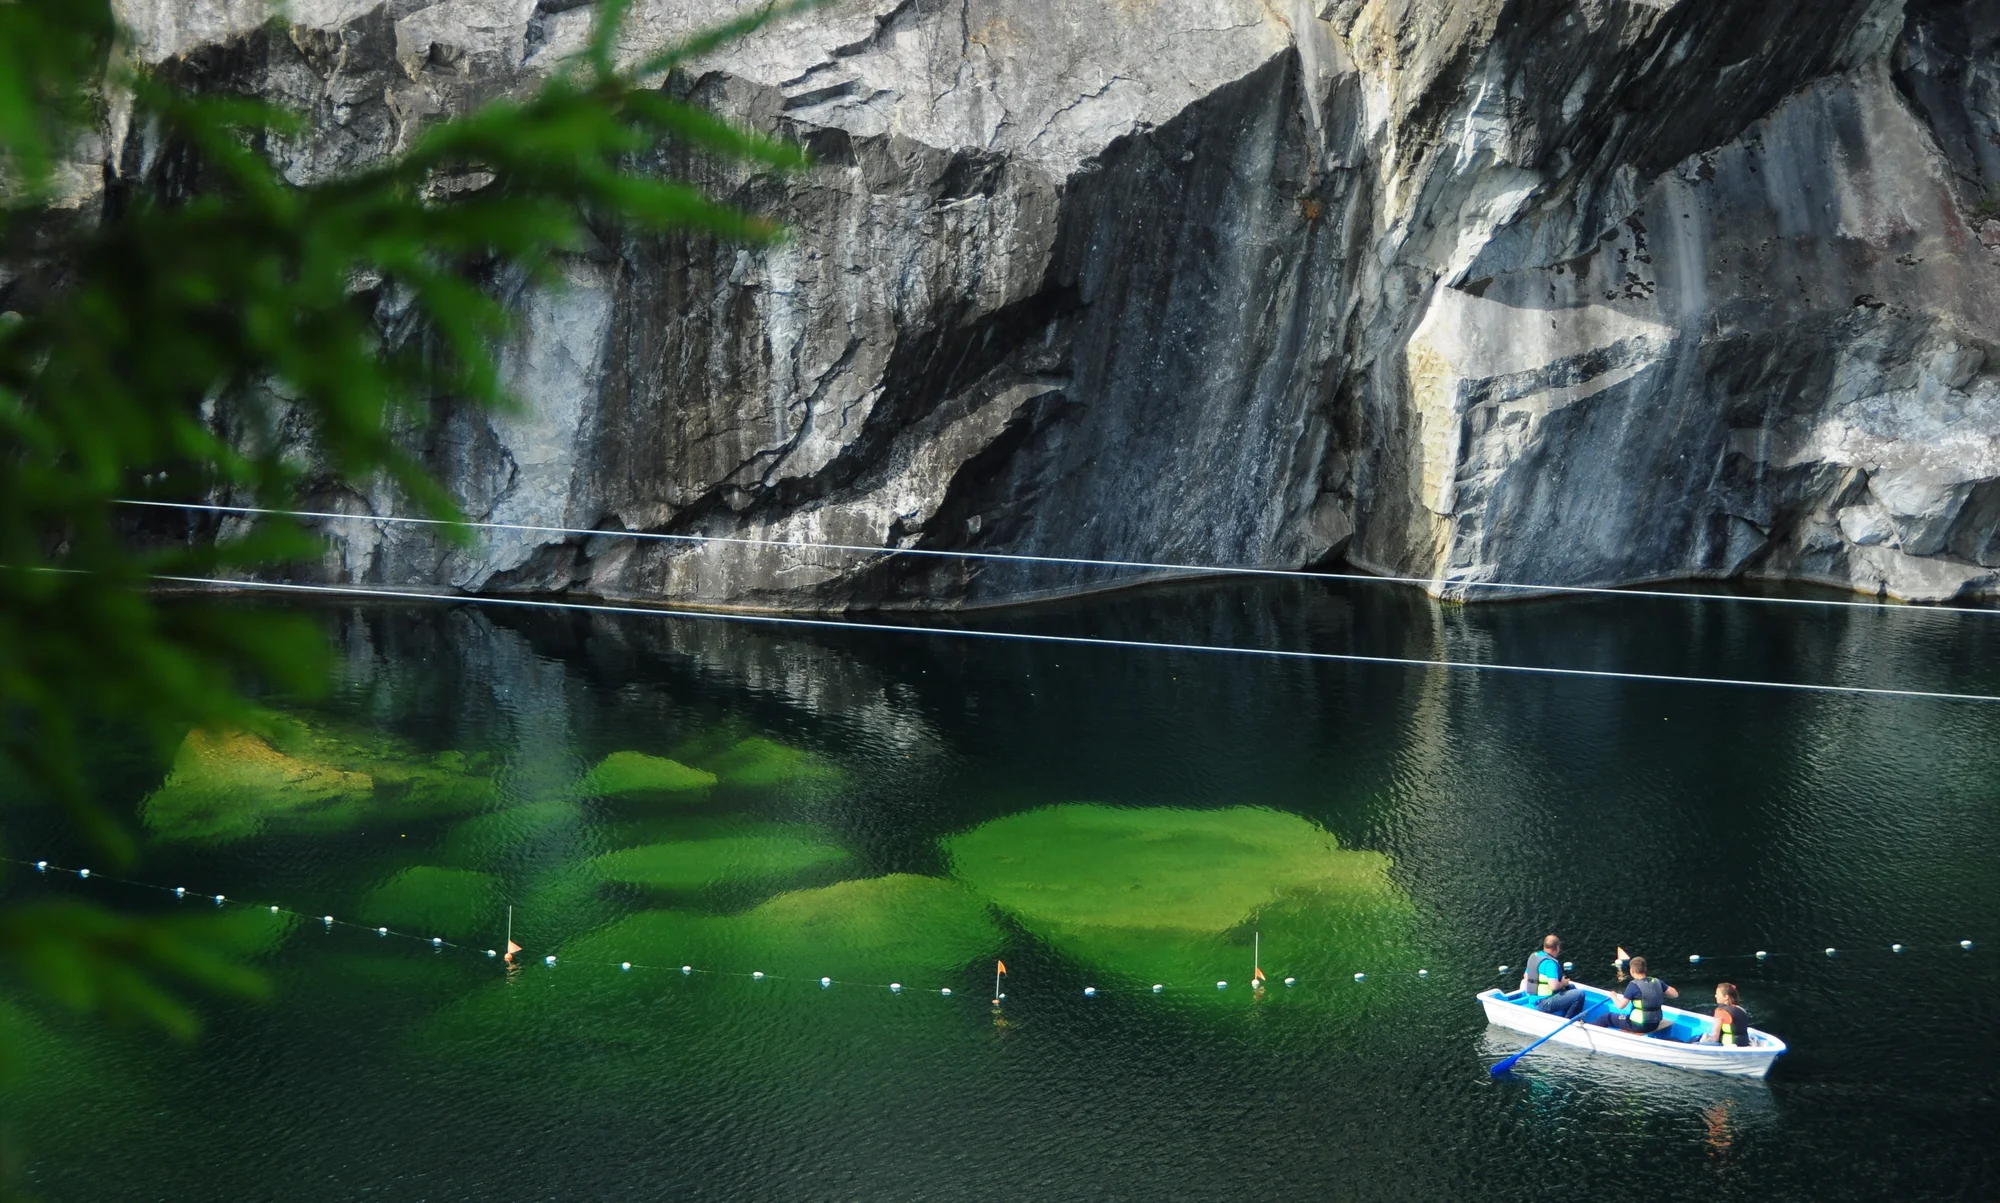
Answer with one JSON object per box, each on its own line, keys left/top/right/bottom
{"left": 1479, "top": 985, "right": 1785, "bottom": 1080}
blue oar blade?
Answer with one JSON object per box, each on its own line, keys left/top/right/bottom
{"left": 1489, "top": 998, "right": 1609, "bottom": 1076}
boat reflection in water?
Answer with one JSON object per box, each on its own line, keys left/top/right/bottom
{"left": 1479, "top": 1025, "right": 1781, "bottom": 1150}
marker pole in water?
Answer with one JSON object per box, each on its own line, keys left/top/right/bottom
{"left": 1252, "top": 931, "right": 1266, "bottom": 991}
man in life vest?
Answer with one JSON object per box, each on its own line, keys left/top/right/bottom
{"left": 1519, "top": 933, "right": 1586, "bottom": 1019}
{"left": 1599, "top": 955, "right": 1679, "bottom": 1034}
{"left": 1699, "top": 982, "right": 1752, "bottom": 1047}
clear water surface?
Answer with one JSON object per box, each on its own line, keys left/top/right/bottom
{"left": 4, "top": 578, "right": 1998, "bottom": 1200}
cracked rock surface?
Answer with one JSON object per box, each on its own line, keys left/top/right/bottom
{"left": 94, "top": 0, "right": 2000, "bottom": 606}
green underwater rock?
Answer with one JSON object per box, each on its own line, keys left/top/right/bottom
{"left": 572, "top": 752, "right": 717, "bottom": 798}
{"left": 437, "top": 801, "right": 582, "bottom": 867}
{"left": 140, "top": 713, "right": 506, "bottom": 845}
{"left": 584, "top": 834, "right": 849, "bottom": 893}
{"left": 567, "top": 874, "right": 1003, "bottom": 982}
{"left": 943, "top": 804, "right": 1413, "bottom": 991}
{"left": 196, "top": 904, "right": 301, "bottom": 959}
{"left": 668, "top": 729, "right": 843, "bottom": 789}
{"left": 357, "top": 866, "right": 504, "bottom": 940}
{"left": 418, "top": 875, "right": 996, "bottom": 1092}
{"left": 140, "top": 728, "right": 375, "bottom": 844}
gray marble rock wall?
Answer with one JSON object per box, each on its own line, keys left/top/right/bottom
{"left": 93, "top": 0, "right": 2000, "bottom": 606}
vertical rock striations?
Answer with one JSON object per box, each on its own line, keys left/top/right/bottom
{"left": 95, "top": 0, "right": 2000, "bottom": 606}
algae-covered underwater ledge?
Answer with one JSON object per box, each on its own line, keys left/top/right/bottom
{"left": 943, "top": 803, "right": 1422, "bottom": 997}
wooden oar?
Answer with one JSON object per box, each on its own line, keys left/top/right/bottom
{"left": 1490, "top": 995, "right": 1612, "bottom": 1076}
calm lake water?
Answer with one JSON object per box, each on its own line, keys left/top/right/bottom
{"left": 5, "top": 579, "right": 1999, "bottom": 1200}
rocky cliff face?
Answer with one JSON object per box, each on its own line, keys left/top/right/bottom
{"left": 108, "top": 0, "right": 2000, "bottom": 606}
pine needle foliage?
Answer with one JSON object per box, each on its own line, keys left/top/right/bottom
{"left": 0, "top": 0, "right": 823, "bottom": 1072}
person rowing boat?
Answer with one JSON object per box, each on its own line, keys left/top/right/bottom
{"left": 1593, "top": 954, "right": 1679, "bottom": 1034}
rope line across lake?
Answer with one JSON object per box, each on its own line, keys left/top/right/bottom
{"left": 7, "top": 858, "right": 1979, "bottom": 1007}
{"left": 117, "top": 499, "right": 2000, "bottom": 617}
{"left": 147, "top": 575, "right": 2000, "bottom": 705}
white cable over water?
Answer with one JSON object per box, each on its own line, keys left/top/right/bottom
{"left": 117, "top": 498, "right": 2000, "bottom": 617}
{"left": 154, "top": 574, "right": 2000, "bottom": 704}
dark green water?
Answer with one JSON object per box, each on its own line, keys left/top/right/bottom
{"left": 5, "top": 580, "right": 1999, "bottom": 1200}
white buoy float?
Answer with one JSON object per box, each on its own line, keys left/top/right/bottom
{"left": 486, "top": 950, "right": 496, "bottom": 957}
{"left": 545, "top": 955, "right": 557, "bottom": 966}
{"left": 1756, "top": 950, "right": 1769, "bottom": 961}
{"left": 1892, "top": 944, "right": 1904, "bottom": 953}
{"left": 1963, "top": 940, "right": 1976, "bottom": 950}
{"left": 270, "top": 906, "right": 280, "bottom": 914}
{"left": 1152, "top": 984, "right": 1164, "bottom": 993}
{"left": 941, "top": 988, "right": 952, "bottom": 996}
{"left": 621, "top": 962, "right": 631, "bottom": 971}
{"left": 174, "top": 887, "right": 185, "bottom": 897}
{"left": 34, "top": 861, "right": 45, "bottom": 871}
{"left": 1562, "top": 961, "right": 1573, "bottom": 971}
{"left": 890, "top": 983, "right": 902, "bottom": 992}
{"left": 1353, "top": 973, "right": 1366, "bottom": 982}
{"left": 1216, "top": 980, "right": 1228, "bottom": 990}
{"left": 682, "top": 965, "right": 692, "bottom": 975}
{"left": 1083, "top": 987, "right": 1096, "bottom": 997}
{"left": 431, "top": 937, "right": 442, "bottom": 947}
{"left": 1283, "top": 977, "right": 1295, "bottom": 987}
{"left": 820, "top": 977, "right": 832, "bottom": 988}
{"left": 1825, "top": 948, "right": 1837, "bottom": 957}
{"left": 377, "top": 927, "right": 388, "bottom": 936}
{"left": 213, "top": 895, "right": 224, "bottom": 904}
{"left": 323, "top": 916, "right": 333, "bottom": 925}
{"left": 752, "top": 971, "right": 765, "bottom": 980}
{"left": 78, "top": 869, "right": 90, "bottom": 878}
{"left": 1689, "top": 954, "right": 1701, "bottom": 964}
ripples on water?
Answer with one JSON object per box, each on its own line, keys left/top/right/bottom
{"left": 3, "top": 580, "right": 1997, "bottom": 1200}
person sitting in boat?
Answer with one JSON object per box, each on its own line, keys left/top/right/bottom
{"left": 1699, "top": 982, "right": 1752, "bottom": 1047}
{"left": 1596, "top": 955, "right": 1678, "bottom": 1034}
{"left": 1520, "top": 934, "right": 1586, "bottom": 1019}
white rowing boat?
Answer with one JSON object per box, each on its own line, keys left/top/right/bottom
{"left": 1478, "top": 984, "right": 1787, "bottom": 1079}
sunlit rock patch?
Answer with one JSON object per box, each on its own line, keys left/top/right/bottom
{"left": 141, "top": 728, "right": 375, "bottom": 844}
{"left": 944, "top": 804, "right": 1412, "bottom": 992}
{"left": 668, "top": 730, "right": 844, "bottom": 790}
{"left": 140, "top": 714, "right": 506, "bottom": 845}
{"left": 571, "top": 752, "right": 717, "bottom": 797}
{"left": 568, "top": 874, "right": 1002, "bottom": 982}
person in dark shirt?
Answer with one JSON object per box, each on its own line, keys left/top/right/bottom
{"left": 1700, "top": 982, "right": 1753, "bottom": 1047}
{"left": 1596, "top": 955, "right": 1678, "bottom": 1033}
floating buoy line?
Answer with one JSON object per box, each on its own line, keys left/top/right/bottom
{"left": 7, "top": 857, "right": 1983, "bottom": 1012}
